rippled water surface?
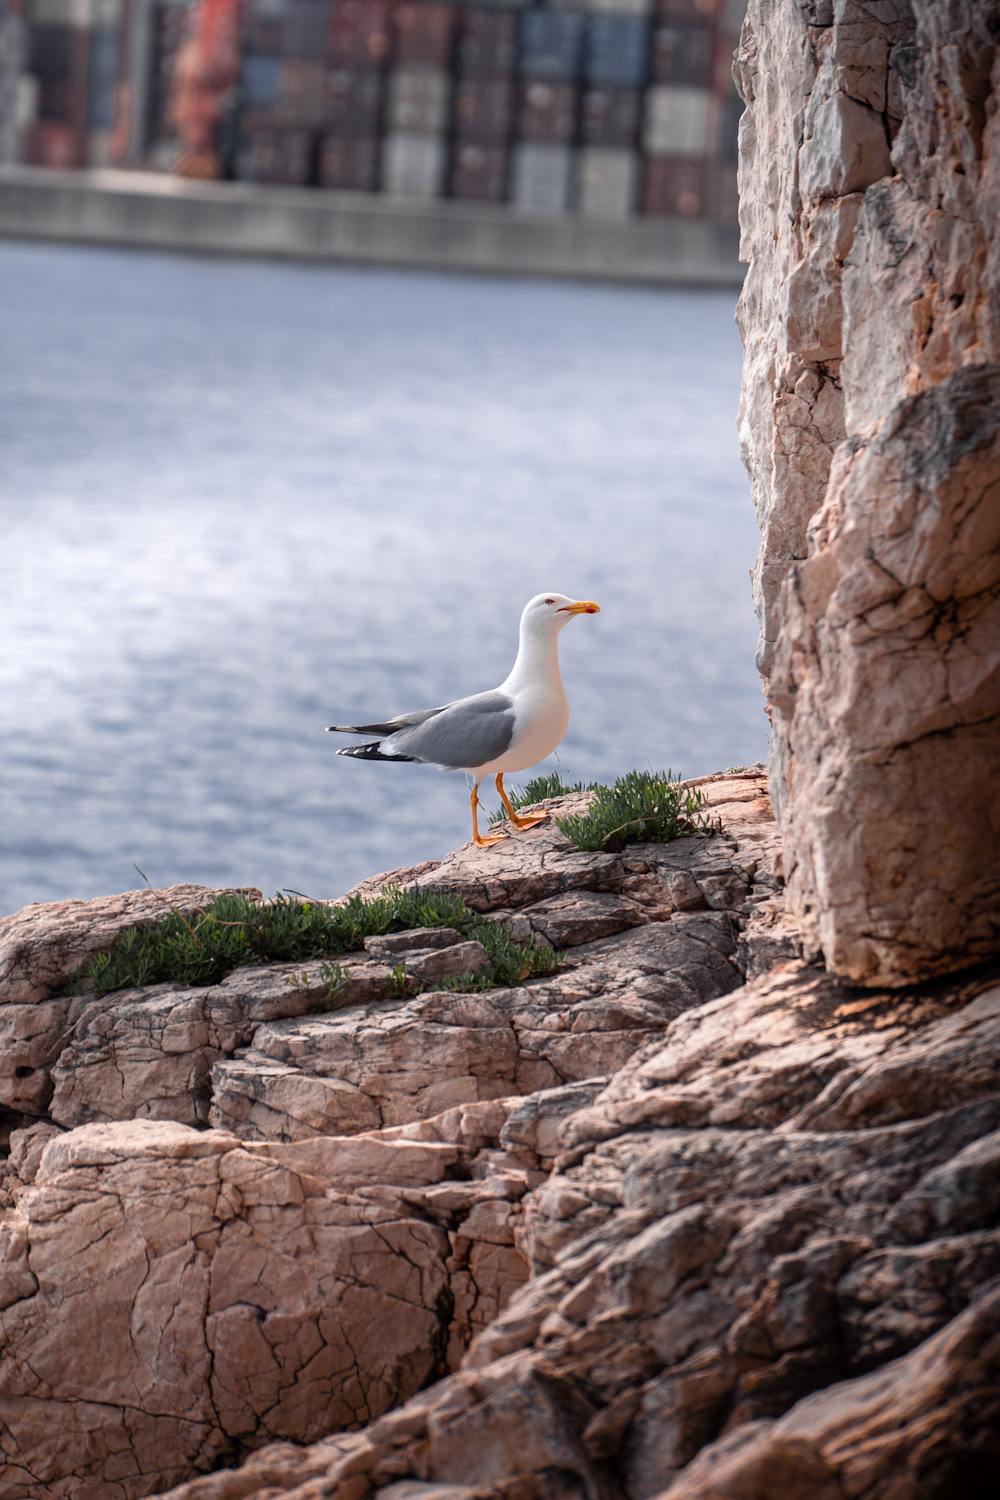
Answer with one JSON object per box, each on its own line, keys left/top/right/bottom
{"left": 0, "top": 241, "right": 765, "bottom": 917}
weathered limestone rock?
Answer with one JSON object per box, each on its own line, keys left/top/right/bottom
{"left": 660, "top": 1283, "right": 1000, "bottom": 1499}
{"left": 209, "top": 912, "right": 741, "bottom": 1144}
{"left": 42, "top": 961, "right": 389, "bottom": 1130}
{"left": 13, "top": 944, "right": 999, "bottom": 1500}
{"left": 0, "top": 774, "right": 779, "bottom": 1145}
{"left": 0, "top": 884, "right": 263, "bottom": 1005}
{"left": 5, "top": 1123, "right": 62, "bottom": 1186}
{"left": 770, "top": 367, "right": 1000, "bottom": 984}
{"left": 0, "top": 1113, "right": 537, "bottom": 1499}
{"left": 0, "top": 885, "right": 262, "bottom": 1123}
{"left": 148, "top": 942, "right": 1000, "bottom": 1494}
{"left": 736, "top": 0, "right": 1000, "bottom": 984}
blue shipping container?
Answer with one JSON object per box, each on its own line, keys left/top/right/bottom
{"left": 242, "top": 55, "right": 285, "bottom": 107}
{"left": 87, "top": 28, "right": 120, "bottom": 129}
{"left": 585, "top": 17, "right": 649, "bottom": 89}
{"left": 519, "top": 11, "right": 584, "bottom": 82}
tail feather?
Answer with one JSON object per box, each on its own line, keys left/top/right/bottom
{"left": 326, "top": 722, "right": 398, "bottom": 736}
{"left": 336, "top": 742, "right": 418, "bottom": 763}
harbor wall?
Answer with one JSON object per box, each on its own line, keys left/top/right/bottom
{"left": 0, "top": 161, "right": 744, "bottom": 280}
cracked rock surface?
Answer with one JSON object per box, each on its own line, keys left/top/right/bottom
{"left": 147, "top": 961, "right": 1000, "bottom": 1500}
{"left": 736, "top": 0, "right": 1000, "bottom": 984}
{"left": 0, "top": 773, "right": 777, "bottom": 1144}
{"left": 5, "top": 770, "right": 999, "bottom": 1497}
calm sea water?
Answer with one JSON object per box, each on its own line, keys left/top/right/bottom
{"left": 0, "top": 242, "right": 765, "bottom": 918}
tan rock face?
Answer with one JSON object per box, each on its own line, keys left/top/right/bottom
{"left": 771, "top": 367, "right": 1000, "bottom": 983}
{"left": 736, "top": 0, "right": 1000, "bottom": 983}
{"left": 0, "top": 885, "right": 264, "bottom": 1123}
{"left": 0, "top": 884, "right": 263, "bottom": 1005}
{"left": 149, "top": 960, "right": 1000, "bottom": 1500}
{"left": 0, "top": 781, "right": 817, "bottom": 1499}
{"left": 208, "top": 913, "right": 742, "bottom": 1145}
{"left": 0, "top": 776, "right": 776, "bottom": 1142}
{"left": 0, "top": 1116, "right": 532, "bottom": 1499}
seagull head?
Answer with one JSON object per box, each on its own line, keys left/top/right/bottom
{"left": 521, "top": 592, "right": 601, "bottom": 636}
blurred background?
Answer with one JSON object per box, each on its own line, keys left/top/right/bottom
{"left": 0, "top": 0, "right": 762, "bottom": 918}
{"left": 0, "top": 0, "right": 743, "bottom": 224}
{"left": 0, "top": 242, "right": 765, "bottom": 915}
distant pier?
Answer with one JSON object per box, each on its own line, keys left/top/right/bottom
{"left": 0, "top": 165, "right": 744, "bottom": 285}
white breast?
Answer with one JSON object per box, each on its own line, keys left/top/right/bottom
{"left": 473, "top": 680, "right": 569, "bottom": 777}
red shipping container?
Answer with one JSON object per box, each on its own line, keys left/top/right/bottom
{"left": 652, "top": 23, "right": 715, "bottom": 86}
{"left": 324, "top": 66, "right": 383, "bottom": 134}
{"left": 457, "top": 9, "right": 517, "bottom": 78}
{"left": 450, "top": 141, "right": 507, "bottom": 201}
{"left": 642, "top": 154, "right": 705, "bottom": 216}
{"left": 330, "top": 0, "right": 393, "bottom": 68}
{"left": 518, "top": 81, "right": 576, "bottom": 144}
{"left": 320, "top": 132, "right": 381, "bottom": 189}
{"left": 581, "top": 85, "right": 639, "bottom": 148}
{"left": 394, "top": 4, "right": 456, "bottom": 68}
{"left": 453, "top": 75, "right": 514, "bottom": 143}
{"left": 242, "top": 127, "right": 313, "bottom": 184}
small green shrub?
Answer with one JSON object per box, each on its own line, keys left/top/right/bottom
{"left": 315, "top": 960, "right": 348, "bottom": 1012}
{"left": 65, "top": 882, "right": 564, "bottom": 1001}
{"left": 69, "top": 885, "right": 473, "bottom": 999}
{"left": 468, "top": 921, "right": 564, "bottom": 986}
{"left": 488, "top": 771, "right": 598, "bottom": 826}
{"left": 556, "top": 769, "right": 717, "bottom": 852}
{"left": 427, "top": 972, "right": 495, "bottom": 994}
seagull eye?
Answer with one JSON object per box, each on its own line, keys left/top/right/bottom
{"left": 544, "top": 597, "right": 555, "bottom": 604}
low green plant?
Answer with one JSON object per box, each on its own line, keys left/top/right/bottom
{"left": 555, "top": 769, "right": 717, "bottom": 852}
{"left": 68, "top": 885, "right": 473, "bottom": 999}
{"left": 468, "top": 920, "right": 564, "bottom": 986}
{"left": 386, "top": 963, "right": 418, "bottom": 999}
{"left": 488, "top": 771, "right": 599, "bottom": 826}
{"left": 427, "top": 971, "right": 495, "bottom": 994}
{"left": 65, "top": 879, "right": 565, "bottom": 1002}
{"left": 315, "top": 960, "right": 348, "bottom": 1012}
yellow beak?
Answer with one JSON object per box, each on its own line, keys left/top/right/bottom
{"left": 560, "top": 600, "right": 601, "bottom": 615}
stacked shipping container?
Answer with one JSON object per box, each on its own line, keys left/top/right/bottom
{"left": 229, "top": 0, "right": 745, "bottom": 217}
{"left": 1, "top": 0, "right": 745, "bottom": 222}
{"left": 1, "top": 0, "right": 123, "bottom": 168}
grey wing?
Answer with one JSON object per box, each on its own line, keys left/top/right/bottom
{"left": 386, "top": 691, "right": 515, "bottom": 769}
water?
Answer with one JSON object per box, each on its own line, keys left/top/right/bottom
{"left": 0, "top": 241, "right": 765, "bottom": 919}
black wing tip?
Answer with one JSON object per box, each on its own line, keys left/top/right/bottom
{"left": 336, "top": 742, "right": 418, "bottom": 763}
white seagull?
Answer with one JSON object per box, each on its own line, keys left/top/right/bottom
{"left": 327, "top": 592, "right": 600, "bottom": 847}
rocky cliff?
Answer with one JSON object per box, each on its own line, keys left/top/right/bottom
{"left": 735, "top": 0, "right": 1000, "bottom": 985}
{"left": 1, "top": 770, "right": 998, "bottom": 1498}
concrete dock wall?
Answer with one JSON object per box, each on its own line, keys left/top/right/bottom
{"left": 0, "top": 166, "right": 744, "bottom": 284}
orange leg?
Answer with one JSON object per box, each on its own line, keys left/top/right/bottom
{"left": 471, "top": 782, "right": 508, "bottom": 848}
{"left": 496, "top": 772, "right": 548, "bottom": 831}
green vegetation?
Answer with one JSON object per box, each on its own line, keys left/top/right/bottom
{"left": 469, "top": 919, "right": 563, "bottom": 987}
{"left": 315, "top": 960, "right": 347, "bottom": 1011}
{"left": 64, "top": 884, "right": 562, "bottom": 1002}
{"left": 64, "top": 770, "right": 713, "bottom": 1002}
{"left": 556, "top": 769, "right": 717, "bottom": 852}
{"left": 488, "top": 771, "right": 598, "bottom": 825}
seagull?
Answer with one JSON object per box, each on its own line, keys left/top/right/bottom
{"left": 327, "top": 592, "right": 600, "bottom": 848}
